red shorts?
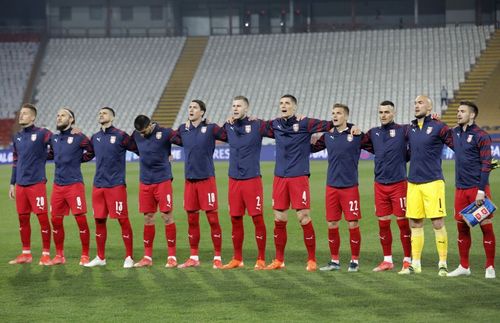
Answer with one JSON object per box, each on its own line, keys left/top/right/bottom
{"left": 272, "top": 176, "right": 310, "bottom": 210}
{"left": 374, "top": 180, "right": 408, "bottom": 217}
{"left": 15, "top": 182, "right": 48, "bottom": 215}
{"left": 92, "top": 185, "right": 128, "bottom": 219}
{"left": 184, "top": 177, "right": 218, "bottom": 212}
{"left": 454, "top": 186, "right": 493, "bottom": 221}
{"left": 325, "top": 185, "right": 362, "bottom": 222}
{"left": 139, "top": 180, "right": 173, "bottom": 214}
{"left": 228, "top": 177, "right": 264, "bottom": 216}
{"left": 51, "top": 182, "right": 87, "bottom": 216}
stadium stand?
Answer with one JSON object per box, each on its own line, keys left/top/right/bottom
{"left": 174, "top": 25, "right": 494, "bottom": 135}
{"left": 33, "top": 37, "right": 186, "bottom": 135}
{"left": 0, "top": 41, "right": 39, "bottom": 118}
{"left": 152, "top": 37, "right": 208, "bottom": 127}
{"left": 442, "top": 29, "right": 500, "bottom": 132}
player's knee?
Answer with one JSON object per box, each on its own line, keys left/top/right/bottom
{"left": 51, "top": 215, "right": 63, "bottom": 223}
{"left": 231, "top": 216, "right": 243, "bottom": 225}
{"left": 431, "top": 218, "right": 444, "bottom": 230}
{"left": 206, "top": 211, "right": 219, "bottom": 225}
{"left": 187, "top": 213, "right": 199, "bottom": 226}
{"left": 296, "top": 209, "right": 310, "bottom": 224}
{"left": 144, "top": 213, "right": 155, "bottom": 225}
{"left": 252, "top": 214, "right": 264, "bottom": 225}
{"left": 480, "top": 218, "right": 493, "bottom": 226}
{"left": 118, "top": 217, "right": 130, "bottom": 227}
{"left": 161, "top": 212, "right": 174, "bottom": 225}
{"left": 409, "top": 218, "right": 423, "bottom": 228}
{"left": 379, "top": 215, "right": 391, "bottom": 221}
{"left": 95, "top": 218, "right": 107, "bottom": 225}
{"left": 327, "top": 221, "right": 339, "bottom": 229}
{"left": 348, "top": 220, "right": 359, "bottom": 229}
{"left": 273, "top": 210, "right": 288, "bottom": 222}
{"left": 297, "top": 214, "right": 311, "bottom": 225}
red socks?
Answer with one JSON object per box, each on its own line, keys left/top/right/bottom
{"left": 481, "top": 223, "right": 496, "bottom": 268}
{"left": 142, "top": 222, "right": 177, "bottom": 259}
{"left": 143, "top": 224, "right": 155, "bottom": 258}
{"left": 349, "top": 227, "right": 361, "bottom": 260}
{"left": 457, "top": 221, "right": 471, "bottom": 268}
{"left": 328, "top": 227, "right": 340, "bottom": 260}
{"left": 206, "top": 210, "right": 222, "bottom": 257}
{"left": 252, "top": 215, "right": 266, "bottom": 261}
{"left": 37, "top": 213, "right": 51, "bottom": 253}
{"left": 302, "top": 221, "right": 316, "bottom": 261}
{"left": 51, "top": 216, "right": 65, "bottom": 256}
{"left": 187, "top": 212, "right": 200, "bottom": 256}
{"left": 118, "top": 218, "right": 133, "bottom": 258}
{"left": 378, "top": 219, "right": 392, "bottom": 257}
{"left": 231, "top": 216, "right": 244, "bottom": 261}
{"left": 95, "top": 218, "right": 107, "bottom": 259}
{"left": 165, "top": 223, "right": 176, "bottom": 257}
{"left": 274, "top": 220, "right": 287, "bottom": 262}
{"left": 18, "top": 214, "right": 31, "bottom": 251}
{"left": 397, "top": 218, "right": 412, "bottom": 258}
{"left": 75, "top": 215, "right": 90, "bottom": 257}
{"left": 231, "top": 215, "right": 267, "bottom": 261}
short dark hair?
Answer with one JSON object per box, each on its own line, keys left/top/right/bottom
{"left": 233, "top": 95, "right": 249, "bottom": 106}
{"left": 459, "top": 101, "right": 479, "bottom": 118}
{"left": 379, "top": 100, "right": 395, "bottom": 108}
{"left": 191, "top": 99, "right": 206, "bottom": 115}
{"left": 333, "top": 103, "right": 349, "bottom": 115}
{"left": 134, "top": 115, "right": 151, "bottom": 131}
{"left": 21, "top": 103, "right": 37, "bottom": 117}
{"left": 101, "top": 106, "right": 115, "bottom": 116}
{"left": 281, "top": 94, "right": 297, "bottom": 104}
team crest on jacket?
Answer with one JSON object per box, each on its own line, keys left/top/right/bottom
{"left": 467, "top": 134, "right": 473, "bottom": 143}
{"left": 67, "top": 136, "right": 73, "bottom": 144}
{"left": 389, "top": 129, "right": 396, "bottom": 137}
{"left": 201, "top": 126, "right": 207, "bottom": 133}
{"left": 347, "top": 134, "right": 353, "bottom": 142}
{"left": 110, "top": 136, "right": 116, "bottom": 144}
{"left": 293, "top": 123, "right": 299, "bottom": 132}
{"left": 156, "top": 132, "right": 162, "bottom": 140}
{"left": 426, "top": 127, "right": 433, "bottom": 134}
{"left": 245, "top": 125, "right": 251, "bottom": 133}
{"left": 31, "top": 134, "right": 37, "bottom": 141}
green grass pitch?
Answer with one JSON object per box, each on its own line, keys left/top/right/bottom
{"left": 0, "top": 160, "right": 499, "bottom": 322}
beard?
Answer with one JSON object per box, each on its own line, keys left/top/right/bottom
{"left": 57, "top": 123, "right": 69, "bottom": 131}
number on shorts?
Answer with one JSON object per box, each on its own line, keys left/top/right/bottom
{"left": 208, "top": 192, "right": 216, "bottom": 205}
{"left": 349, "top": 200, "right": 359, "bottom": 211}
{"left": 166, "top": 194, "right": 171, "bottom": 205}
{"left": 256, "top": 196, "right": 261, "bottom": 209}
{"left": 399, "top": 197, "right": 407, "bottom": 210}
{"left": 76, "top": 196, "right": 82, "bottom": 208}
{"left": 36, "top": 196, "right": 45, "bottom": 208}
{"left": 115, "top": 201, "right": 123, "bottom": 213}
{"left": 302, "top": 191, "right": 307, "bottom": 203}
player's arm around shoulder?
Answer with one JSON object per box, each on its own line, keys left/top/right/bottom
{"left": 212, "top": 123, "right": 228, "bottom": 142}
{"left": 311, "top": 133, "right": 326, "bottom": 153}
{"left": 80, "top": 133, "right": 95, "bottom": 162}
{"left": 360, "top": 128, "right": 374, "bottom": 153}
{"left": 303, "top": 116, "right": 332, "bottom": 133}
{"left": 46, "top": 132, "right": 55, "bottom": 161}
{"left": 169, "top": 128, "right": 183, "bottom": 146}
